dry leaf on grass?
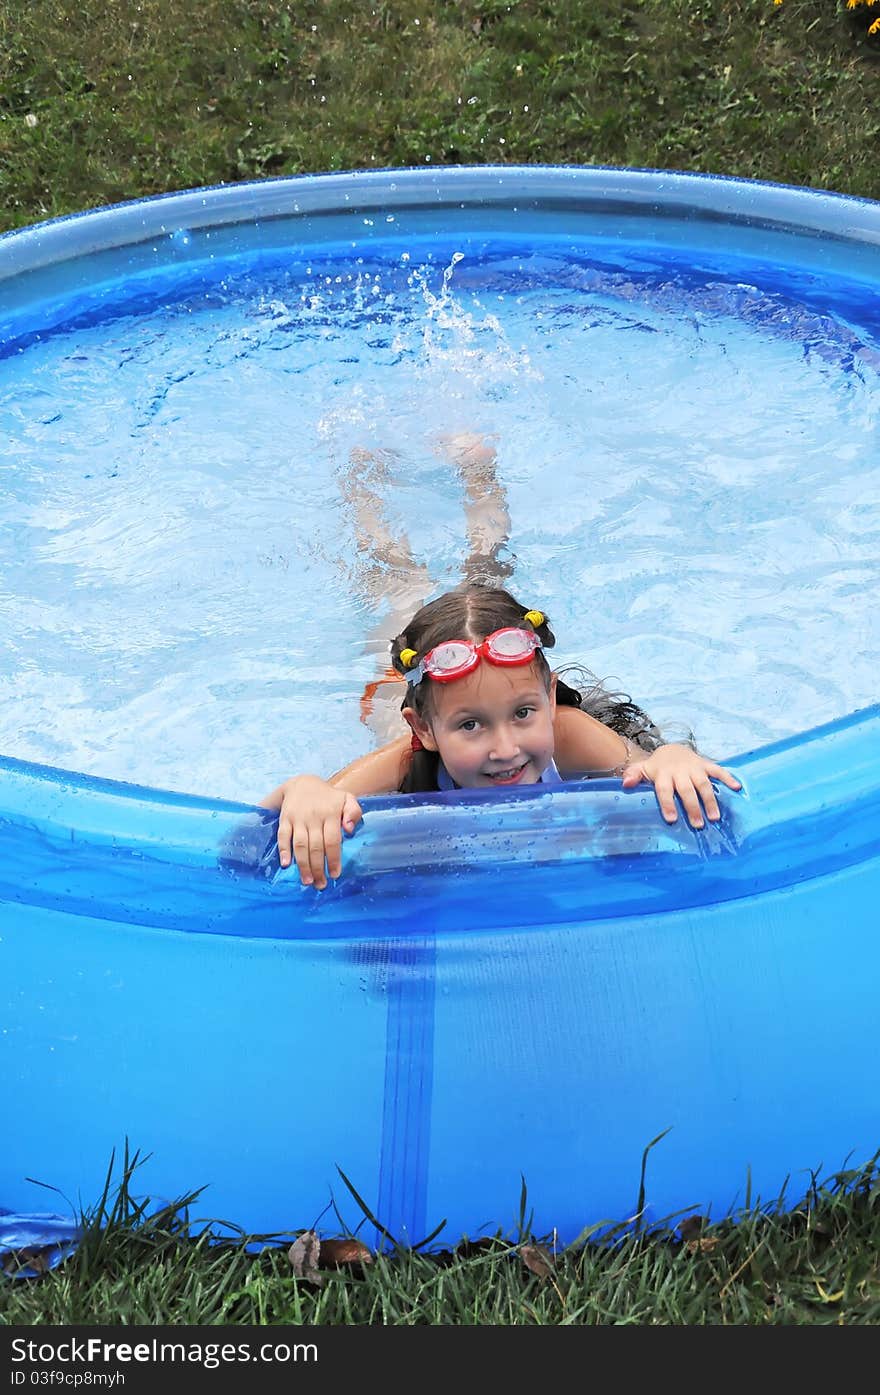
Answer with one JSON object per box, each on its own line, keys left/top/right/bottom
{"left": 319, "top": 1238, "right": 372, "bottom": 1269}
{"left": 519, "top": 1243, "right": 556, "bottom": 1280}
{"left": 1, "top": 1245, "right": 53, "bottom": 1276}
{"left": 288, "top": 1229, "right": 322, "bottom": 1286}
{"left": 686, "top": 1236, "right": 719, "bottom": 1255}
{"left": 679, "top": 1215, "right": 718, "bottom": 1255}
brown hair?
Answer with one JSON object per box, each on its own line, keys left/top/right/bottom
{"left": 390, "top": 585, "right": 554, "bottom": 720}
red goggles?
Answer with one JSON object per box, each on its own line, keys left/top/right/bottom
{"left": 404, "top": 627, "right": 543, "bottom": 685}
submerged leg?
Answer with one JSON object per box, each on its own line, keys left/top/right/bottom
{"left": 433, "top": 431, "right": 515, "bottom": 586}
{"left": 339, "top": 433, "right": 517, "bottom": 746}
{"left": 338, "top": 446, "right": 432, "bottom": 744}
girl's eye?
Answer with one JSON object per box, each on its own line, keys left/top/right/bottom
{"left": 514, "top": 706, "right": 534, "bottom": 720}
{"left": 459, "top": 719, "right": 478, "bottom": 732}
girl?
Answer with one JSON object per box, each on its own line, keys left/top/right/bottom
{"left": 261, "top": 584, "right": 742, "bottom": 889}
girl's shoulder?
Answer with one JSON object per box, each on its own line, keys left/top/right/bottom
{"left": 554, "top": 664, "right": 668, "bottom": 751}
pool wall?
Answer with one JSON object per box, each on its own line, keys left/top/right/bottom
{"left": 3, "top": 702, "right": 880, "bottom": 1244}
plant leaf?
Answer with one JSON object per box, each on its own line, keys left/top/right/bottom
{"left": 335, "top": 1166, "right": 400, "bottom": 1249}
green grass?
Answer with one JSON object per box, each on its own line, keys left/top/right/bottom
{"left": 1, "top": 0, "right": 879, "bottom": 233}
{"left": 3, "top": 1150, "right": 880, "bottom": 1324}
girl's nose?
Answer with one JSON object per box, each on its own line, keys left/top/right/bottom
{"left": 489, "top": 727, "right": 520, "bottom": 761}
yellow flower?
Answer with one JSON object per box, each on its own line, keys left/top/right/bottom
{"left": 775, "top": 0, "right": 878, "bottom": 6}
{"left": 775, "top": 0, "right": 880, "bottom": 22}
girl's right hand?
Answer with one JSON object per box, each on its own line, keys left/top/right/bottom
{"left": 276, "top": 775, "right": 363, "bottom": 889}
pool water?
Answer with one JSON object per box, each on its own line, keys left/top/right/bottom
{"left": 2, "top": 227, "right": 879, "bottom": 802}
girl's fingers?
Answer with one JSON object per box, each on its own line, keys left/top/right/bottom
{"left": 695, "top": 777, "right": 721, "bottom": 822}
{"left": 308, "top": 825, "right": 329, "bottom": 890}
{"left": 625, "top": 756, "right": 743, "bottom": 827}
{"left": 652, "top": 773, "right": 678, "bottom": 823}
{"left": 342, "top": 794, "right": 363, "bottom": 831}
{"left": 323, "top": 816, "right": 343, "bottom": 881}
{"left": 291, "top": 829, "right": 312, "bottom": 885}
{"left": 277, "top": 815, "right": 293, "bottom": 868}
{"left": 620, "top": 764, "right": 648, "bottom": 787}
{"left": 673, "top": 777, "right": 705, "bottom": 829}
{"left": 279, "top": 795, "right": 363, "bottom": 889}
{"left": 714, "top": 765, "right": 743, "bottom": 791}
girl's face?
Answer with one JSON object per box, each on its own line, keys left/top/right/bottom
{"left": 404, "top": 661, "right": 557, "bottom": 789}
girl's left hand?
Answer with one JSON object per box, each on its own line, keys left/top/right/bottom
{"left": 620, "top": 743, "right": 742, "bottom": 828}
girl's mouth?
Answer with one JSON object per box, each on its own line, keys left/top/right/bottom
{"left": 485, "top": 762, "right": 529, "bottom": 784}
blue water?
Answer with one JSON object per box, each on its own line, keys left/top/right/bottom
{"left": 2, "top": 230, "right": 879, "bottom": 802}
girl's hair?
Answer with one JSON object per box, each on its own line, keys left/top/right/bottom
{"left": 390, "top": 584, "right": 670, "bottom": 793}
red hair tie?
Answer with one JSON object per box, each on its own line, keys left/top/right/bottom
{"left": 410, "top": 732, "right": 424, "bottom": 752}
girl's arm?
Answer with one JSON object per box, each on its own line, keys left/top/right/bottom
{"left": 259, "top": 734, "right": 410, "bottom": 811}
{"left": 258, "top": 735, "right": 412, "bottom": 889}
{"left": 552, "top": 704, "right": 635, "bottom": 774}
{"left": 328, "top": 733, "right": 412, "bottom": 795}
{"left": 553, "top": 704, "right": 742, "bottom": 827}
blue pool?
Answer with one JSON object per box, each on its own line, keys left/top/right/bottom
{"left": 1, "top": 166, "right": 879, "bottom": 1249}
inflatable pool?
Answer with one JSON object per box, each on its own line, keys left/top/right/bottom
{"left": 2, "top": 167, "right": 880, "bottom": 1251}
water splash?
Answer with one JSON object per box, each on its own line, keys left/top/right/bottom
{"left": 396, "top": 252, "right": 543, "bottom": 390}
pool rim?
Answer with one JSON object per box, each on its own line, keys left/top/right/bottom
{"left": 2, "top": 163, "right": 880, "bottom": 282}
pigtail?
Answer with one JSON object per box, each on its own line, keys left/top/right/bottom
{"left": 388, "top": 628, "right": 440, "bottom": 791}
{"left": 389, "top": 631, "right": 418, "bottom": 679}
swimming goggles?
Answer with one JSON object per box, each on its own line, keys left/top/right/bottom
{"left": 402, "top": 627, "right": 543, "bottom": 686}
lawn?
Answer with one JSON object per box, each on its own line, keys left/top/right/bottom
{"left": 1, "top": 0, "right": 879, "bottom": 235}
{"left": 3, "top": 1151, "right": 880, "bottom": 1323}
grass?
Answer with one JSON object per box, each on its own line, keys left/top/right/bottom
{"left": 2, "top": 0, "right": 879, "bottom": 1327}
{"left": 3, "top": 1149, "right": 880, "bottom": 1324}
{"left": 1, "top": 0, "right": 879, "bottom": 233}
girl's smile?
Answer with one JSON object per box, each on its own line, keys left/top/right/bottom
{"left": 484, "top": 760, "right": 530, "bottom": 783}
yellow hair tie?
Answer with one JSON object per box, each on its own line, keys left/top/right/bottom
{"left": 399, "top": 647, "right": 419, "bottom": 669}
{"left": 523, "top": 609, "right": 545, "bottom": 627}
